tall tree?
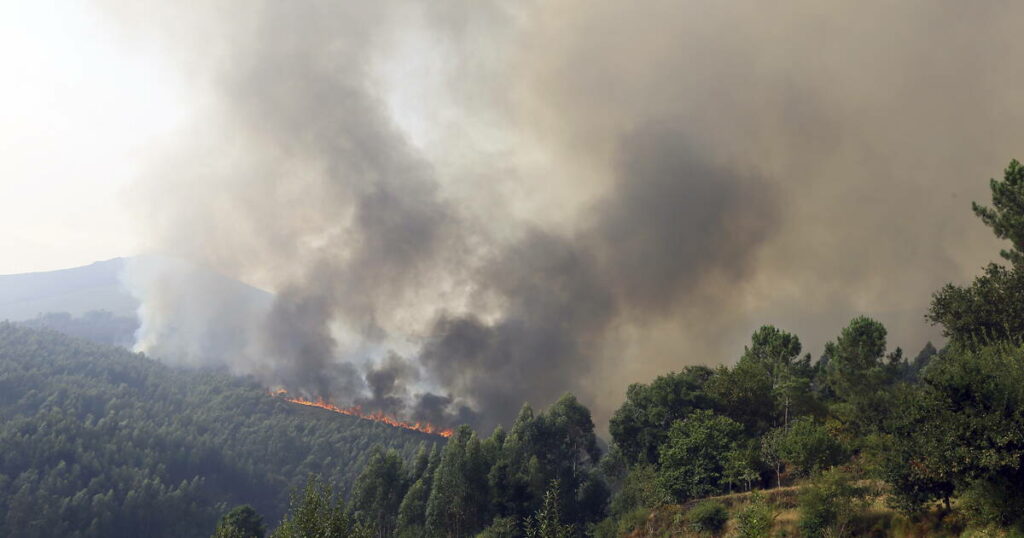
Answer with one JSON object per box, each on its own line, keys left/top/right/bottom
{"left": 657, "top": 409, "right": 744, "bottom": 501}
{"left": 350, "top": 446, "right": 408, "bottom": 538}
{"left": 972, "top": 159, "right": 1024, "bottom": 266}
{"left": 609, "top": 366, "right": 715, "bottom": 464}
{"left": 426, "top": 427, "right": 482, "bottom": 538}
{"left": 397, "top": 445, "right": 439, "bottom": 537}
{"left": 524, "top": 481, "right": 574, "bottom": 538}
{"left": 271, "top": 476, "right": 366, "bottom": 538}
{"left": 212, "top": 505, "right": 265, "bottom": 538}
{"left": 930, "top": 160, "right": 1024, "bottom": 348}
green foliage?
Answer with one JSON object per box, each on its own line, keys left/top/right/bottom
{"left": 524, "top": 481, "right": 575, "bottom": 538}
{"left": 595, "top": 507, "right": 650, "bottom": 538}
{"left": 879, "top": 383, "right": 956, "bottom": 514}
{"left": 0, "top": 322, "right": 437, "bottom": 538}
{"left": 929, "top": 263, "right": 1024, "bottom": 348}
{"left": 270, "top": 475, "right": 367, "bottom": 538}
{"left": 774, "top": 417, "right": 847, "bottom": 477}
{"left": 735, "top": 491, "right": 776, "bottom": 538}
{"left": 797, "top": 470, "right": 867, "bottom": 538}
{"left": 212, "top": 505, "right": 265, "bottom": 538}
{"left": 657, "top": 410, "right": 743, "bottom": 501}
{"left": 396, "top": 471, "right": 433, "bottom": 536}
{"left": 350, "top": 445, "right": 408, "bottom": 537}
{"left": 705, "top": 360, "right": 775, "bottom": 437}
{"left": 425, "top": 427, "right": 487, "bottom": 537}
{"left": 884, "top": 343, "right": 1024, "bottom": 520}
{"left": 760, "top": 427, "right": 786, "bottom": 489}
{"left": 823, "top": 316, "right": 890, "bottom": 401}
{"left": 929, "top": 159, "right": 1024, "bottom": 348}
{"left": 820, "top": 317, "right": 906, "bottom": 441}
{"left": 609, "top": 366, "right": 715, "bottom": 465}
{"left": 959, "top": 477, "right": 1024, "bottom": 528}
{"left": 875, "top": 160, "right": 1024, "bottom": 529}
{"left": 722, "top": 444, "right": 762, "bottom": 493}
{"left": 410, "top": 394, "right": 607, "bottom": 538}
{"left": 708, "top": 325, "right": 817, "bottom": 436}
{"left": 686, "top": 500, "right": 728, "bottom": 535}
{"left": 972, "top": 159, "right": 1024, "bottom": 266}
{"left": 886, "top": 343, "right": 1024, "bottom": 524}
{"left": 478, "top": 515, "right": 520, "bottom": 538}
{"left": 607, "top": 463, "right": 670, "bottom": 517}
{"left": 21, "top": 310, "right": 137, "bottom": 347}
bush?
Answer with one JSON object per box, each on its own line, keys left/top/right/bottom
{"left": 736, "top": 491, "right": 776, "bottom": 538}
{"left": 777, "top": 417, "right": 848, "bottom": 477}
{"left": 617, "top": 507, "right": 651, "bottom": 536}
{"left": 608, "top": 464, "right": 671, "bottom": 516}
{"left": 797, "top": 470, "right": 867, "bottom": 538}
{"left": 687, "top": 500, "right": 728, "bottom": 535}
{"left": 478, "top": 516, "right": 519, "bottom": 538}
{"left": 959, "top": 477, "right": 1024, "bottom": 528}
{"left": 588, "top": 517, "right": 619, "bottom": 538}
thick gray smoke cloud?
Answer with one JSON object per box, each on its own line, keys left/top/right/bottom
{"left": 103, "top": 1, "right": 1024, "bottom": 431}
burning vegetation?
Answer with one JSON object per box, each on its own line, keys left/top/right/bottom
{"left": 270, "top": 390, "right": 453, "bottom": 438}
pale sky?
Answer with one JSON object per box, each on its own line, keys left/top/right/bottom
{"left": 0, "top": 1, "right": 188, "bottom": 275}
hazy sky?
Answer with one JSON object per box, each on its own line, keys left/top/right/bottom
{"left": 0, "top": 1, "right": 187, "bottom": 275}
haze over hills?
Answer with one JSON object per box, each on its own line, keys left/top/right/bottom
{"left": 0, "top": 257, "right": 273, "bottom": 348}
{"left": 0, "top": 258, "right": 136, "bottom": 321}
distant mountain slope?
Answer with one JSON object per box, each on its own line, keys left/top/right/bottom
{"left": 0, "top": 258, "right": 136, "bottom": 321}
{"left": 20, "top": 310, "right": 138, "bottom": 347}
{"left": 0, "top": 323, "right": 443, "bottom": 538}
{"left": 0, "top": 257, "right": 275, "bottom": 354}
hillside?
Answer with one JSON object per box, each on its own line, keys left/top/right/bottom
{"left": 616, "top": 483, "right": 958, "bottom": 537}
{"left": 0, "top": 258, "right": 136, "bottom": 321}
{"left": 0, "top": 323, "right": 443, "bottom": 538}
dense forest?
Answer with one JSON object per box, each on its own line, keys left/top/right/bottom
{"left": 207, "top": 160, "right": 1024, "bottom": 537}
{"left": 6, "top": 160, "right": 1024, "bottom": 537}
{"left": 20, "top": 310, "right": 138, "bottom": 347}
{"left": 0, "top": 324, "right": 441, "bottom": 538}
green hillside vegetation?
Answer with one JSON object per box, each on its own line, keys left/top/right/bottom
{"left": 0, "top": 323, "right": 441, "bottom": 538}
{"left": 218, "top": 159, "right": 1024, "bottom": 538}
{"left": 21, "top": 310, "right": 138, "bottom": 347}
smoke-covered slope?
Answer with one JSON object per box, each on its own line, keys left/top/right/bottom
{"left": 0, "top": 258, "right": 136, "bottom": 321}
{"left": 0, "top": 323, "right": 442, "bottom": 538}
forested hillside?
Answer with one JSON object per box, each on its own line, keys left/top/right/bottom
{"left": 20, "top": 310, "right": 138, "bottom": 347}
{"left": 0, "top": 323, "right": 441, "bottom": 538}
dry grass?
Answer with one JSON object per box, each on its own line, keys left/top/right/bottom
{"left": 619, "top": 481, "right": 966, "bottom": 538}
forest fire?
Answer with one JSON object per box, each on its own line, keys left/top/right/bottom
{"left": 270, "top": 390, "right": 453, "bottom": 438}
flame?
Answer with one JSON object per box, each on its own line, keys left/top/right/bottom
{"left": 270, "top": 390, "right": 453, "bottom": 438}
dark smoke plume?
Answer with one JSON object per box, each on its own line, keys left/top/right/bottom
{"left": 103, "top": 0, "right": 1024, "bottom": 430}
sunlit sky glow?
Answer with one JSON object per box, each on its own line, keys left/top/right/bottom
{"left": 0, "top": 1, "right": 189, "bottom": 274}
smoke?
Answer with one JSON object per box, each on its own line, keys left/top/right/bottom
{"left": 100, "top": 1, "right": 1024, "bottom": 430}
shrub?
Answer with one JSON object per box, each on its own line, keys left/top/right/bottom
{"left": 959, "top": 477, "right": 1024, "bottom": 528}
{"left": 608, "top": 463, "right": 671, "bottom": 516}
{"left": 478, "top": 516, "right": 519, "bottom": 538}
{"left": 736, "top": 491, "right": 776, "bottom": 538}
{"left": 617, "top": 507, "right": 651, "bottom": 536}
{"left": 687, "top": 500, "right": 728, "bottom": 535}
{"left": 797, "top": 470, "right": 867, "bottom": 538}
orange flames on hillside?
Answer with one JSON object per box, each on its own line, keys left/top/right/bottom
{"left": 270, "top": 389, "right": 453, "bottom": 438}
